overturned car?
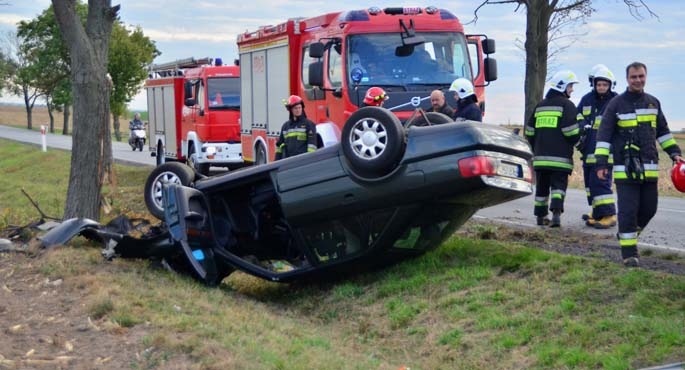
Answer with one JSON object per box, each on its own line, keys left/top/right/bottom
{"left": 42, "top": 107, "right": 533, "bottom": 285}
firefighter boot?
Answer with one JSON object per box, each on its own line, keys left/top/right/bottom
{"left": 550, "top": 210, "right": 561, "bottom": 228}
{"left": 593, "top": 215, "right": 617, "bottom": 229}
{"left": 536, "top": 216, "right": 550, "bottom": 226}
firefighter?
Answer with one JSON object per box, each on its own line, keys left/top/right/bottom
{"left": 429, "top": 89, "right": 454, "bottom": 117}
{"left": 524, "top": 70, "right": 581, "bottom": 227}
{"left": 449, "top": 78, "right": 482, "bottom": 122}
{"left": 576, "top": 64, "right": 618, "bottom": 229}
{"left": 275, "top": 95, "right": 317, "bottom": 160}
{"left": 594, "top": 62, "right": 683, "bottom": 267}
{"left": 363, "top": 86, "right": 388, "bottom": 107}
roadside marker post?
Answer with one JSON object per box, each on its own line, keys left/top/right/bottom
{"left": 40, "top": 125, "right": 47, "bottom": 152}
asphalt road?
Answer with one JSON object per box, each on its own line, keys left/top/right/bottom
{"left": 1, "top": 124, "right": 683, "bottom": 254}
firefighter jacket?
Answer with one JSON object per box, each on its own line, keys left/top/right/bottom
{"left": 524, "top": 89, "right": 580, "bottom": 173}
{"left": 275, "top": 116, "right": 317, "bottom": 160}
{"left": 454, "top": 96, "right": 482, "bottom": 122}
{"left": 594, "top": 89, "right": 682, "bottom": 183}
{"left": 430, "top": 103, "right": 455, "bottom": 119}
{"left": 576, "top": 89, "right": 617, "bottom": 164}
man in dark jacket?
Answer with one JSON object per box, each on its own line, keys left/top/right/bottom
{"left": 594, "top": 62, "right": 683, "bottom": 267}
{"left": 275, "top": 95, "right": 317, "bottom": 160}
{"left": 429, "top": 90, "right": 454, "bottom": 118}
{"left": 449, "top": 78, "right": 482, "bottom": 122}
{"left": 576, "top": 64, "right": 619, "bottom": 229}
{"left": 524, "top": 70, "right": 581, "bottom": 227}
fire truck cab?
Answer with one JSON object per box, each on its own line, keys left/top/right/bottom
{"left": 146, "top": 57, "right": 243, "bottom": 175}
{"left": 238, "top": 6, "right": 496, "bottom": 165}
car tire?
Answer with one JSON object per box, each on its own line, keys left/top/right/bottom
{"left": 144, "top": 162, "right": 195, "bottom": 220}
{"left": 342, "top": 106, "right": 405, "bottom": 178}
{"left": 405, "top": 111, "right": 453, "bottom": 127}
{"left": 255, "top": 143, "right": 267, "bottom": 165}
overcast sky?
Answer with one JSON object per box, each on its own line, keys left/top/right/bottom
{"left": 1, "top": 1, "right": 684, "bottom": 129}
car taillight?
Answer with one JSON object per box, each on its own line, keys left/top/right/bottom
{"left": 458, "top": 156, "right": 496, "bottom": 178}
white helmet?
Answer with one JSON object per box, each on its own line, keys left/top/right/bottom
{"left": 549, "top": 70, "right": 579, "bottom": 93}
{"left": 449, "top": 78, "right": 475, "bottom": 99}
{"left": 588, "top": 64, "right": 608, "bottom": 86}
{"left": 591, "top": 65, "right": 616, "bottom": 89}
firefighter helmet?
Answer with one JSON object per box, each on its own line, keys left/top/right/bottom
{"left": 549, "top": 70, "right": 579, "bottom": 93}
{"left": 592, "top": 65, "right": 616, "bottom": 89}
{"left": 284, "top": 95, "right": 304, "bottom": 110}
{"left": 671, "top": 161, "right": 685, "bottom": 192}
{"left": 449, "top": 78, "right": 475, "bottom": 99}
{"left": 588, "top": 64, "right": 608, "bottom": 86}
{"left": 363, "top": 87, "right": 388, "bottom": 106}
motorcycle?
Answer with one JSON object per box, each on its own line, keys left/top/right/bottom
{"left": 128, "top": 122, "right": 147, "bottom": 151}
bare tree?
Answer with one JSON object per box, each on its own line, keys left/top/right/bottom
{"left": 473, "top": 0, "right": 656, "bottom": 123}
{"left": 52, "top": 0, "right": 119, "bottom": 220}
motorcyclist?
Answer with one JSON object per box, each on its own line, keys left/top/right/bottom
{"left": 129, "top": 113, "right": 144, "bottom": 139}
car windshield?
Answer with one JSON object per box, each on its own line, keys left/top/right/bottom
{"left": 347, "top": 32, "right": 472, "bottom": 86}
{"left": 207, "top": 77, "right": 240, "bottom": 109}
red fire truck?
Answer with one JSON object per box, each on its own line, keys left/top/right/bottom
{"left": 237, "top": 6, "right": 497, "bottom": 164}
{"left": 145, "top": 57, "right": 243, "bottom": 175}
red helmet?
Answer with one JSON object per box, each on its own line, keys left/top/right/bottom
{"left": 363, "top": 87, "right": 388, "bottom": 106}
{"left": 285, "top": 95, "right": 303, "bottom": 110}
{"left": 671, "top": 161, "right": 685, "bottom": 192}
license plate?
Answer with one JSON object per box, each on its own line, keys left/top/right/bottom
{"left": 498, "top": 162, "right": 521, "bottom": 178}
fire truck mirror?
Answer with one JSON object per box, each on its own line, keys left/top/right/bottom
{"left": 395, "top": 45, "right": 414, "bottom": 57}
{"left": 309, "top": 42, "right": 325, "bottom": 58}
{"left": 184, "top": 81, "right": 193, "bottom": 100}
{"left": 308, "top": 61, "right": 324, "bottom": 87}
{"left": 184, "top": 98, "right": 197, "bottom": 107}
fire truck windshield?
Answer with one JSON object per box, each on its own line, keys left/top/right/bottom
{"left": 347, "top": 32, "right": 472, "bottom": 87}
{"left": 207, "top": 77, "right": 240, "bottom": 110}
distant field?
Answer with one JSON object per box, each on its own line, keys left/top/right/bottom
{"left": 0, "top": 104, "right": 146, "bottom": 133}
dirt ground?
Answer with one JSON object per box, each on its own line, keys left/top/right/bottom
{"left": 1, "top": 220, "right": 684, "bottom": 369}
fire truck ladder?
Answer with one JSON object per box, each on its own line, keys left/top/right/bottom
{"left": 148, "top": 57, "right": 214, "bottom": 78}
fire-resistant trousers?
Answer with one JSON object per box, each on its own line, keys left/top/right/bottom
{"left": 615, "top": 182, "right": 658, "bottom": 259}
{"left": 583, "top": 164, "right": 617, "bottom": 219}
{"left": 533, "top": 170, "right": 569, "bottom": 217}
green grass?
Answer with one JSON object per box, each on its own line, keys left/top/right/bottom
{"left": 1, "top": 138, "right": 684, "bottom": 369}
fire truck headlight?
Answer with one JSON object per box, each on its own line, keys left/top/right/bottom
{"left": 206, "top": 146, "right": 217, "bottom": 155}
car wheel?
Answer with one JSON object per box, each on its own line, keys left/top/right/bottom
{"left": 255, "top": 143, "right": 267, "bottom": 165}
{"left": 188, "top": 145, "right": 210, "bottom": 176}
{"left": 144, "top": 162, "right": 195, "bottom": 220}
{"left": 342, "top": 106, "right": 405, "bottom": 178}
{"left": 405, "top": 111, "right": 453, "bottom": 127}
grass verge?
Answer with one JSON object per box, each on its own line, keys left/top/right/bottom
{"left": 1, "top": 138, "right": 684, "bottom": 370}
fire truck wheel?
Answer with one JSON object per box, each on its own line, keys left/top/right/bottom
{"left": 144, "top": 162, "right": 195, "bottom": 220}
{"left": 188, "top": 145, "right": 210, "bottom": 175}
{"left": 405, "top": 112, "right": 454, "bottom": 128}
{"left": 255, "top": 144, "right": 267, "bottom": 165}
{"left": 341, "top": 106, "right": 405, "bottom": 178}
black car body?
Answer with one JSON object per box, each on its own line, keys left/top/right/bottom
{"left": 42, "top": 108, "right": 533, "bottom": 285}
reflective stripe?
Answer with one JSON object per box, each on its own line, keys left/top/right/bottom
{"left": 534, "top": 196, "right": 548, "bottom": 207}
{"left": 593, "top": 116, "right": 602, "bottom": 129}
{"left": 535, "top": 155, "right": 572, "bottom": 164}
{"left": 582, "top": 106, "right": 591, "bottom": 116}
{"left": 618, "top": 232, "right": 638, "bottom": 247}
{"left": 551, "top": 189, "right": 565, "bottom": 200}
{"left": 592, "top": 194, "right": 615, "bottom": 207}
{"left": 596, "top": 141, "right": 611, "bottom": 150}
{"left": 307, "top": 144, "right": 317, "bottom": 152}
{"left": 658, "top": 133, "right": 677, "bottom": 149}
{"left": 533, "top": 161, "right": 574, "bottom": 170}
{"left": 534, "top": 107, "right": 563, "bottom": 128}
{"left": 562, "top": 123, "right": 580, "bottom": 136}
{"left": 576, "top": 113, "right": 585, "bottom": 122}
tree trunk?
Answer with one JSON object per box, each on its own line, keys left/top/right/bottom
{"left": 523, "top": 0, "right": 553, "bottom": 124}
{"left": 53, "top": 0, "right": 116, "bottom": 221}
{"left": 112, "top": 112, "right": 121, "bottom": 141}
{"left": 47, "top": 97, "right": 55, "bottom": 133}
{"left": 62, "top": 104, "right": 70, "bottom": 135}
{"left": 23, "top": 86, "right": 33, "bottom": 130}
